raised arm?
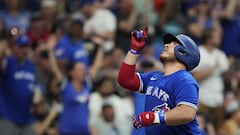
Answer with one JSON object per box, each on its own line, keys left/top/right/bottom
{"left": 47, "top": 35, "right": 64, "bottom": 82}
{"left": 0, "top": 41, "right": 8, "bottom": 73}
{"left": 117, "top": 27, "right": 148, "bottom": 91}
{"left": 88, "top": 36, "right": 104, "bottom": 79}
{"left": 218, "top": 0, "right": 238, "bottom": 19}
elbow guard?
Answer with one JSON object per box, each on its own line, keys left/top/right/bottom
{"left": 118, "top": 62, "right": 140, "bottom": 91}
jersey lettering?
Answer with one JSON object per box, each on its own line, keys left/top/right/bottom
{"left": 74, "top": 50, "right": 87, "bottom": 59}
{"left": 14, "top": 71, "right": 35, "bottom": 81}
{"left": 146, "top": 86, "right": 169, "bottom": 101}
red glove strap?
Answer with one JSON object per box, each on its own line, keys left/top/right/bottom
{"left": 139, "top": 112, "right": 155, "bottom": 126}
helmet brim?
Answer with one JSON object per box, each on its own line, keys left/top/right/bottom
{"left": 163, "top": 34, "right": 182, "bottom": 45}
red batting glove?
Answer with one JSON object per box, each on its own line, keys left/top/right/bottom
{"left": 130, "top": 27, "right": 148, "bottom": 54}
{"left": 133, "top": 111, "right": 155, "bottom": 129}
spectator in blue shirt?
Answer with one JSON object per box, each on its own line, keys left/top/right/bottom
{"left": 48, "top": 34, "right": 103, "bottom": 135}
{"left": 0, "top": 35, "right": 38, "bottom": 135}
{"left": 54, "top": 17, "right": 89, "bottom": 70}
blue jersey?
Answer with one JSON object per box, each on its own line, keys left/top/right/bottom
{"left": 138, "top": 70, "right": 201, "bottom": 135}
{"left": 0, "top": 56, "right": 36, "bottom": 125}
{"left": 55, "top": 35, "right": 89, "bottom": 66}
{"left": 59, "top": 79, "right": 90, "bottom": 135}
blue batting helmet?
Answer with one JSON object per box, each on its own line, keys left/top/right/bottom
{"left": 163, "top": 34, "right": 200, "bottom": 71}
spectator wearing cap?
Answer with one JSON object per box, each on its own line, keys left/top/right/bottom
{"left": 0, "top": 35, "right": 41, "bottom": 135}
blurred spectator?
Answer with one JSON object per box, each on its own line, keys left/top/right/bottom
{"left": 89, "top": 75, "right": 119, "bottom": 121}
{"left": 89, "top": 75, "right": 133, "bottom": 135}
{"left": 218, "top": 0, "right": 240, "bottom": 71}
{"left": 49, "top": 34, "right": 103, "bottom": 135}
{"left": 32, "top": 42, "right": 52, "bottom": 90}
{"left": 154, "top": 0, "right": 185, "bottom": 43}
{"left": 91, "top": 103, "right": 120, "bottom": 135}
{"left": 184, "top": 0, "right": 221, "bottom": 45}
{"left": 94, "top": 47, "right": 131, "bottom": 97}
{"left": 32, "top": 97, "right": 59, "bottom": 135}
{"left": 134, "top": 0, "right": 158, "bottom": 32}
{"left": 54, "top": 18, "right": 89, "bottom": 71}
{"left": 197, "top": 113, "right": 216, "bottom": 135}
{"left": 218, "top": 99, "right": 240, "bottom": 135}
{"left": 41, "top": 0, "right": 58, "bottom": 32}
{"left": 95, "top": 47, "right": 123, "bottom": 81}
{"left": 32, "top": 25, "right": 64, "bottom": 92}
{"left": 81, "top": 0, "right": 117, "bottom": 52}
{"left": 50, "top": 53, "right": 91, "bottom": 135}
{"left": 0, "top": 0, "right": 30, "bottom": 31}
{"left": 114, "top": 0, "right": 137, "bottom": 52}
{"left": 192, "top": 27, "right": 229, "bottom": 128}
{"left": 26, "top": 12, "right": 49, "bottom": 48}
{"left": 0, "top": 35, "right": 41, "bottom": 135}
{"left": 46, "top": 74, "right": 62, "bottom": 109}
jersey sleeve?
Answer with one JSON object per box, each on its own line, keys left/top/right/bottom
{"left": 137, "top": 71, "right": 159, "bottom": 93}
{"left": 174, "top": 79, "right": 199, "bottom": 110}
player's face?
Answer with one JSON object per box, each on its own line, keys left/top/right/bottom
{"left": 160, "top": 41, "right": 178, "bottom": 63}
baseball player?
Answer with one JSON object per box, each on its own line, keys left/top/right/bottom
{"left": 118, "top": 27, "right": 201, "bottom": 135}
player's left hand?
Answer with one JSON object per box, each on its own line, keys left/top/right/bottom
{"left": 130, "top": 26, "right": 148, "bottom": 54}
{"left": 133, "top": 111, "right": 155, "bottom": 129}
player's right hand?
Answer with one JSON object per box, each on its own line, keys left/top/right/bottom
{"left": 133, "top": 111, "right": 155, "bottom": 129}
{"left": 130, "top": 26, "right": 148, "bottom": 54}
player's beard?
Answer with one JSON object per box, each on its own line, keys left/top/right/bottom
{"left": 159, "top": 53, "right": 177, "bottom": 64}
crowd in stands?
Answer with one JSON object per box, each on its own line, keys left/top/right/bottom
{"left": 0, "top": 0, "right": 239, "bottom": 135}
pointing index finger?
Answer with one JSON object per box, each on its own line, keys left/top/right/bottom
{"left": 143, "top": 26, "right": 148, "bottom": 35}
